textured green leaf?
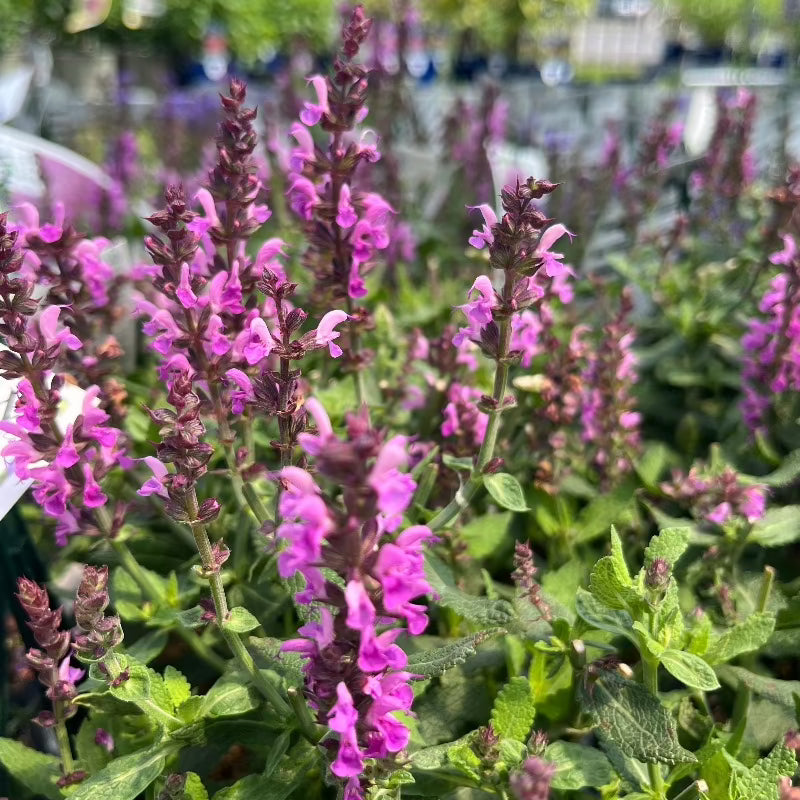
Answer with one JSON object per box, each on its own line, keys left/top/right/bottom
{"left": 407, "top": 629, "right": 505, "bottom": 679}
{"left": 223, "top": 607, "right": 260, "bottom": 633}
{"left": 483, "top": 472, "right": 529, "bottom": 512}
{"left": 164, "top": 665, "right": 192, "bottom": 709}
{"left": 717, "top": 665, "right": 800, "bottom": 708}
{"left": 246, "top": 637, "right": 304, "bottom": 689}
{"left": 660, "top": 649, "right": 720, "bottom": 690}
{"left": 609, "top": 526, "right": 631, "bottom": 585}
{"left": 545, "top": 741, "right": 614, "bottom": 790}
{"left": 199, "top": 675, "right": 260, "bottom": 717}
{"left": 490, "top": 677, "right": 535, "bottom": 742}
{"left": 447, "top": 739, "right": 481, "bottom": 780}
{"left": 0, "top": 737, "right": 63, "bottom": 799}
{"left": 75, "top": 718, "right": 113, "bottom": 775}
{"left": 731, "top": 743, "right": 796, "bottom": 800}
{"left": 582, "top": 672, "right": 696, "bottom": 766}
{"left": 175, "top": 606, "right": 206, "bottom": 629}
{"left": 459, "top": 513, "right": 512, "bottom": 559}
{"left": 633, "top": 443, "right": 669, "bottom": 488}
{"left": 748, "top": 506, "right": 800, "bottom": 547}
{"left": 108, "top": 662, "right": 151, "bottom": 705}
{"left": 573, "top": 480, "right": 636, "bottom": 544}
{"left": 409, "top": 734, "right": 475, "bottom": 770}
{"left": 704, "top": 613, "right": 776, "bottom": 666}
{"left": 752, "top": 450, "right": 800, "bottom": 487}
{"left": 424, "top": 553, "right": 515, "bottom": 625}
{"left": 643, "top": 527, "right": 691, "bottom": 570}
{"left": 441, "top": 454, "right": 474, "bottom": 473}
{"left": 589, "top": 557, "right": 638, "bottom": 611}
{"left": 70, "top": 745, "right": 169, "bottom": 800}
{"left": 183, "top": 773, "right": 209, "bottom": 800}
{"left": 575, "top": 588, "right": 634, "bottom": 639}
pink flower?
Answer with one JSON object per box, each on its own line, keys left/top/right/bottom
{"left": 314, "top": 310, "right": 349, "bottom": 357}
{"left": 225, "top": 369, "right": 255, "bottom": 414}
{"left": 188, "top": 188, "right": 220, "bottom": 237}
{"left": 345, "top": 580, "right": 376, "bottom": 632}
{"left": 468, "top": 204, "right": 497, "bottom": 249}
{"left": 242, "top": 317, "right": 274, "bottom": 366}
{"left": 138, "top": 457, "right": 168, "bottom": 498}
{"left": 337, "top": 184, "right": 358, "bottom": 228}
{"left": 55, "top": 425, "right": 80, "bottom": 469}
{"left": 297, "top": 398, "right": 335, "bottom": 456}
{"left": 707, "top": 502, "right": 733, "bottom": 526}
{"left": 38, "top": 306, "right": 82, "bottom": 351}
{"left": 176, "top": 263, "right": 199, "bottom": 309}
{"left": 288, "top": 176, "right": 320, "bottom": 220}
{"left": 300, "top": 76, "right": 330, "bottom": 127}
{"left": 81, "top": 464, "right": 107, "bottom": 508}
{"left": 289, "top": 123, "right": 315, "bottom": 172}
{"left": 536, "top": 224, "right": 573, "bottom": 277}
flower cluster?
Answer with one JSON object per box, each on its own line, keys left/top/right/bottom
{"left": 72, "top": 565, "right": 124, "bottom": 663}
{"left": 0, "top": 214, "right": 124, "bottom": 544}
{"left": 511, "top": 542, "right": 551, "bottom": 622}
{"left": 288, "top": 5, "right": 392, "bottom": 374}
{"left": 509, "top": 756, "right": 556, "bottom": 800}
{"left": 15, "top": 578, "right": 83, "bottom": 731}
{"left": 580, "top": 290, "right": 641, "bottom": 482}
{"left": 458, "top": 179, "right": 571, "bottom": 364}
{"left": 277, "top": 399, "right": 434, "bottom": 798}
{"left": 742, "top": 234, "right": 800, "bottom": 433}
{"left": 661, "top": 462, "right": 766, "bottom": 527}
{"left": 12, "top": 203, "right": 127, "bottom": 421}
{"left": 441, "top": 382, "right": 488, "bottom": 452}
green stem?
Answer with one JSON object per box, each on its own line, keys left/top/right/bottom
{"left": 53, "top": 702, "right": 75, "bottom": 775}
{"left": 242, "top": 482, "right": 270, "bottom": 526}
{"left": 185, "top": 488, "right": 292, "bottom": 719}
{"left": 427, "top": 315, "right": 512, "bottom": 532}
{"left": 642, "top": 654, "right": 665, "bottom": 798}
{"left": 673, "top": 780, "right": 709, "bottom": 800}
{"left": 757, "top": 565, "right": 776, "bottom": 613}
{"left": 288, "top": 687, "right": 324, "bottom": 743}
{"left": 726, "top": 685, "right": 751, "bottom": 756}
{"left": 109, "top": 537, "right": 228, "bottom": 673}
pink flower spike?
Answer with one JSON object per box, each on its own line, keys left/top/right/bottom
{"left": 468, "top": 204, "right": 498, "bottom": 249}
{"left": 315, "top": 310, "right": 349, "bottom": 357}
{"left": 300, "top": 76, "right": 330, "bottom": 126}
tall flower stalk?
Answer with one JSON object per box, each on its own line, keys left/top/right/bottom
{"left": 428, "top": 177, "right": 571, "bottom": 531}
{"left": 289, "top": 6, "right": 393, "bottom": 402}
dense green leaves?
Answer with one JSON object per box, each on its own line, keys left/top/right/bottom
{"left": 545, "top": 741, "right": 614, "bottom": 790}
{"left": 730, "top": 743, "right": 797, "bottom": 800}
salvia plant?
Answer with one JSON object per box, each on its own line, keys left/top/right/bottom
{"left": 6, "top": 7, "right": 800, "bottom": 800}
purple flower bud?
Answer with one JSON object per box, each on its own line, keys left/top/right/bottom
{"left": 94, "top": 728, "right": 114, "bottom": 752}
{"left": 510, "top": 757, "right": 556, "bottom": 800}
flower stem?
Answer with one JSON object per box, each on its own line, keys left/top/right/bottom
{"left": 53, "top": 701, "right": 75, "bottom": 775}
{"left": 185, "top": 487, "right": 292, "bottom": 719}
{"left": 642, "top": 652, "right": 665, "bottom": 798}
{"left": 427, "top": 314, "right": 512, "bottom": 532}
{"left": 108, "top": 536, "right": 228, "bottom": 673}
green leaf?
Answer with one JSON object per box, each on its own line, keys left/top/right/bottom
{"left": 483, "top": 472, "right": 529, "bottom": 512}
{"left": 544, "top": 741, "right": 614, "bottom": 791}
{"left": 164, "top": 665, "right": 192, "bottom": 709}
{"left": 424, "top": 553, "right": 515, "bottom": 626}
{"left": 211, "top": 745, "right": 316, "bottom": 800}
{"left": 446, "top": 739, "right": 481, "bottom": 780}
{"left": 0, "top": 737, "right": 63, "bottom": 799}
{"left": 441, "top": 453, "right": 474, "bottom": 472}
{"left": 245, "top": 636, "right": 304, "bottom": 689}
{"left": 126, "top": 629, "right": 168, "bottom": 664}
{"left": 459, "top": 513, "right": 512, "bottom": 559}
{"left": 704, "top": 613, "right": 777, "bottom": 666}
{"left": 731, "top": 742, "right": 797, "bottom": 800}
{"left": 108, "top": 662, "right": 151, "bottom": 706}
{"left": 70, "top": 745, "right": 170, "bottom": 800}
{"left": 490, "top": 677, "right": 535, "bottom": 742}
{"left": 589, "top": 557, "right": 637, "bottom": 611}
{"left": 609, "top": 526, "right": 631, "bottom": 585}
{"left": 175, "top": 606, "right": 206, "bottom": 629}
{"left": 659, "top": 649, "right": 720, "bottom": 691}
{"left": 643, "top": 527, "right": 691, "bottom": 570}
{"left": 581, "top": 672, "right": 696, "bottom": 766}
{"left": 407, "top": 629, "right": 505, "bottom": 679}
{"left": 200, "top": 674, "right": 260, "bottom": 718}
{"left": 223, "top": 607, "right": 260, "bottom": 633}
{"left": 573, "top": 480, "right": 636, "bottom": 544}
{"left": 633, "top": 443, "right": 669, "bottom": 489}
{"left": 748, "top": 506, "right": 800, "bottom": 547}
{"left": 575, "top": 588, "right": 634, "bottom": 640}
{"left": 409, "top": 734, "right": 475, "bottom": 770}
{"left": 183, "top": 773, "right": 209, "bottom": 800}
{"left": 751, "top": 449, "right": 800, "bottom": 487}
{"left": 716, "top": 665, "right": 800, "bottom": 708}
